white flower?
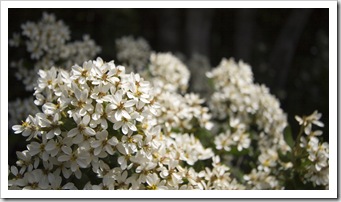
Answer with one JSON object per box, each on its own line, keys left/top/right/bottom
{"left": 126, "top": 72, "right": 151, "bottom": 105}
{"left": 309, "top": 142, "right": 329, "bottom": 171}
{"left": 185, "top": 167, "right": 206, "bottom": 190}
{"left": 92, "top": 160, "right": 114, "bottom": 179}
{"left": 67, "top": 114, "right": 96, "bottom": 144}
{"left": 233, "top": 132, "right": 251, "bottom": 152}
{"left": 12, "top": 115, "right": 39, "bottom": 141}
{"left": 23, "top": 169, "right": 49, "bottom": 190}
{"left": 90, "top": 102, "right": 111, "bottom": 130}
{"left": 90, "top": 84, "right": 111, "bottom": 103}
{"left": 257, "top": 149, "right": 278, "bottom": 172}
{"left": 36, "top": 113, "right": 62, "bottom": 139}
{"left": 15, "top": 150, "right": 39, "bottom": 172}
{"left": 91, "top": 58, "right": 120, "bottom": 85}
{"left": 49, "top": 157, "right": 72, "bottom": 179}
{"left": 149, "top": 52, "right": 190, "bottom": 93}
{"left": 111, "top": 112, "right": 139, "bottom": 135}
{"left": 159, "top": 160, "right": 183, "bottom": 187}
{"left": 310, "top": 167, "right": 329, "bottom": 186}
{"left": 105, "top": 89, "right": 136, "bottom": 121}
{"left": 146, "top": 173, "right": 168, "bottom": 190}
{"left": 70, "top": 60, "right": 94, "bottom": 84}
{"left": 295, "top": 110, "right": 324, "bottom": 135}
{"left": 69, "top": 83, "right": 93, "bottom": 117}
{"left": 121, "top": 134, "right": 143, "bottom": 153}
{"left": 42, "top": 100, "right": 66, "bottom": 116}
{"left": 173, "top": 133, "right": 213, "bottom": 165}
{"left": 48, "top": 173, "right": 77, "bottom": 190}
{"left": 27, "top": 137, "right": 50, "bottom": 161}
{"left": 244, "top": 169, "right": 280, "bottom": 190}
{"left": 92, "top": 177, "right": 116, "bottom": 190}
{"left": 113, "top": 169, "right": 130, "bottom": 189}
{"left": 91, "top": 130, "right": 118, "bottom": 156}
{"left": 36, "top": 68, "right": 56, "bottom": 92}
{"left": 215, "top": 131, "right": 233, "bottom": 152}
{"left": 9, "top": 166, "right": 26, "bottom": 187}
{"left": 57, "top": 146, "right": 90, "bottom": 172}
{"left": 116, "top": 143, "right": 134, "bottom": 170}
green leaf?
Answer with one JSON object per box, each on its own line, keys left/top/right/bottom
{"left": 60, "top": 116, "right": 77, "bottom": 131}
{"left": 278, "top": 149, "right": 291, "bottom": 163}
{"left": 228, "top": 146, "right": 250, "bottom": 156}
{"left": 194, "top": 128, "right": 214, "bottom": 148}
{"left": 284, "top": 125, "right": 294, "bottom": 149}
{"left": 207, "top": 78, "right": 215, "bottom": 89}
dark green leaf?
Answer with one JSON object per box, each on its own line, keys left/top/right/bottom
{"left": 194, "top": 128, "right": 214, "bottom": 148}
{"left": 228, "top": 146, "right": 250, "bottom": 156}
{"left": 284, "top": 125, "right": 294, "bottom": 148}
{"left": 278, "top": 149, "right": 291, "bottom": 163}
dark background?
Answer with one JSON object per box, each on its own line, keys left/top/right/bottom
{"left": 8, "top": 8, "right": 329, "bottom": 163}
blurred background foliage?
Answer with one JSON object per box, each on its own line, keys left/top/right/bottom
{"left": 8, "top": 8, "right": 329, "bottom": 163}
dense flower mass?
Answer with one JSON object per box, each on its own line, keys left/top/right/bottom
{"left": 296, "top": 111, "right": 329, "bottom": 187}
{"left": 9, "top": 58, "right": 238, "bottom": 190}
{"left": 8, "top": 13, "right": 329, "bottom": 191}
{"left": 8, "top": 12, "right": 101, "bottom": 133}
{"left": 206, "top": 58, "right": 294, "bottom": 189}
{"left": 149, "top": 52, "right": 190, "bottom": 93}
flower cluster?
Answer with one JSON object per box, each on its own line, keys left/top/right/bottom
{"left": 208, "top": 59, "right": 289, "bottom": 148}
{"left": 9, "top": 57, "right": 241, "bottom": 190}
{"left": 8, "top": 13, "right": 329, "bottom": 191}
{"left": 296, "top": 111, "right": 329, "bottom": 187}
{"left": 154, "top": 92, "right": 213, "bottom": 134}
{"left": 9, "top": 12, "right": 101, "bottom": 135}
{"left": 207, "top": 58, "right": 294, "bottom": 189}
{"left": 149, "top": 52, "right": 190, "bottom": 93}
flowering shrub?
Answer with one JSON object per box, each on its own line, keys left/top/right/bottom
{"left": 8, "top": 13, "right": 329, "bottom": 190}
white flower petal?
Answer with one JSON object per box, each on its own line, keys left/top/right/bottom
{"left": 116, "top": 143, "right": 127, "bottom": 155}
{"left": 124, "top": 100, "right": 136, "bottom": 108}
{"left": 118, "top": 156, "right": 125, "bottom": 165}
{"left": 105, "top": 145, "right": 114, "bottom": 155}
{"left": 83, "top": 115, "right": 91, "bottom": 125}
{"left": 58, "top": 155, "right": 70, "bottom": 162}
{"left": 91, "top": 140, "right": 102, "bottom": 148}
{"left": 94, "top": 147, "right": 102, "bottom": 156}
{"left": 108, "top": 137, "right": 118, "bottom": 146}
{"left": 72, "top": 134, "right": 84, "bottom": 144}
{"left": 67, "top": 128, "right": 79, "bottom": 137}
{"left": 115, "top": 110, "right": 122, "bottom": 121}
{"left": 127, "top": 122, "right": 137, "bottom": 131}
{"left": 11, "top": 166, "right": 18, "bottom": 176}
{"left": 79, "top": 108, "right": 87, "bottom": 116}
{"left": 113, "top": 121, "right": 123, "bottom": 130}
{"left": 61, "top": 146, "right": 72, "bottom": 155}
{"left": 46, "top": 130, "right": 55, "bottom": 139}
{"left": 121, "top": 110, "right": 131, "bottom": 120}
{"left": 92, "top": 113, "right": 101, "bottom": 121}
{"left": 122, "top": 125, "right": 128, "bottom": 135}
{"left": 84, "top": 127, "right": 96, "bottom": 136}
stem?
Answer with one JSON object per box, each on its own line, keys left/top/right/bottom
{"left": 293, "top": 125, "right": 304, "bottom": 159}
{"left": 236, "top": 156, "right": 244, "bottom": 169}
{"left": 291, "top": 124, "right": 305, "bottom": 188}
